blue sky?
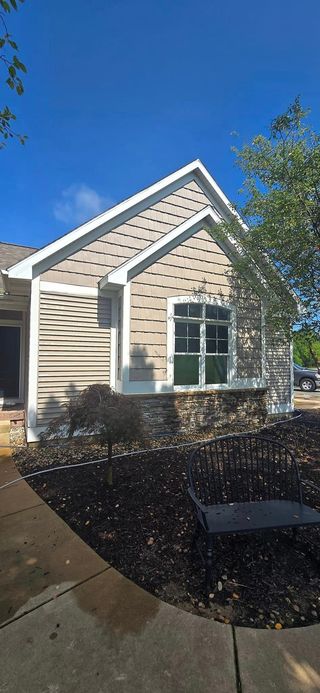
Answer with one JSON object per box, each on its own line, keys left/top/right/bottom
{"left": 1, "top": 0, "right": 320, "bottom": 249}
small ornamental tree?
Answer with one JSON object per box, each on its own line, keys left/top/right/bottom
{"left": 40, "top": 384, "right": 144, "bottom": 485}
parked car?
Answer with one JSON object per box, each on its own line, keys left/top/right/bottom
{"left": 294, "top": 363, "right": 320, "bottom": 392}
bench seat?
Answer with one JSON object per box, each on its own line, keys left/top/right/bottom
{"left": 201, "top": 499, "right": 320, "bottom": 535}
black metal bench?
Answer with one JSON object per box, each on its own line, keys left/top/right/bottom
{"left": 188, "top": 434, "right": 320, "bottom": 593}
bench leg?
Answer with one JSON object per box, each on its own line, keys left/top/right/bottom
{"left": 205, "top": 534, "right": 214, "bottom": 594}
{"left": 192, "top": 520, "right": 201, "bottom": 551}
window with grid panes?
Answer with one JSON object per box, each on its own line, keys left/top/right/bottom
{"left": 173, "top": 302, "right": 231, "bottom": 386}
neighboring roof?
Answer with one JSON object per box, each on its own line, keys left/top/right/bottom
{"left": 0, "top": 241, "right": 37, "bottom": 271}
{"left": 6, "top": 159, "right": 242, "bottom": 280}
{"left": 0, "top": 242, "right": 37, "bottom": 292}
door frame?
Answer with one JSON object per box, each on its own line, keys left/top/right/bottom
{"left": 0, "top": 316, "right": 25, "bottom": 404}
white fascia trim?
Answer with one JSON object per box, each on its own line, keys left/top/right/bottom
{"left": 102, "top": 206, "right": 221, "bottom": 287}
{"left": 27, "top": 277, "right": 40, "bottom": 428}
{"left": 40, "top": 281, "right": 100, "bottom": 297}
{"left": 267, "top": 402, "right": 294, "bottom": 415}
{"left": 8, "top": 160, "right": 222, "bottom": 280}
{"left": 40, "top": 281, "right": 117, "bottom": 299}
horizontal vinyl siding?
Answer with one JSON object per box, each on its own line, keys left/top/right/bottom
{"left": 41, "top": 182, "right": 211, "bottom": 287}
{"left": 37, "top": 292, "right": 111, "bottom": 425}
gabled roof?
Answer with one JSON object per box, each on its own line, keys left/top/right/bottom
{"left": 6, "top": 160, "right": 242, "bottom": 280}
{"left": 101, "top": 205, "right": 270, "bottom": 294}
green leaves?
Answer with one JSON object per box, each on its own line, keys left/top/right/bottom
{"left": 0, "top": 0, "right": 27, "bottom": 147}
{"left": 220, "top": 98, "right": 320, "bottom": 335}
{"left": 0, "top": 0, "right": 24, "bottom": 13}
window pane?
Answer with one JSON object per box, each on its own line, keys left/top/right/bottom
{"left": 188, "top": 338, "right": 200, "bottom": 353}
{"left": 217, "top": 307, "right": 230, "bottom": 321}
{"left": 218, "top": 325, "right": 228, "bottom": 339}
{"left": 218, "top": 340, "right": 229, "bottom": 354}
{"left": 175, "top": 322, "right": 188, "bottom": 337}
{"left": 174, "top": 304, "right": 188, "bottom": 317}
{"left": 205, "top": 355, "right": 228, "bottom": 384}
{"left": 174, "top": 355, "right": 199, "bottom": 385}
{"left": 175, "top": 338, "right": 187, "bottom": 353}
{"left": 206, "top": 324, "right": 216, "bottom": 338}
{"left": 189, "top": 303, "right": 202, "bottom": 318}
{"left": 206, "top": 305, "right": 218, "bottom": 320}
{"left": 206, "top": 338, "right": 216, "bottom": 354}
{"left": 188, "top": 322, "right": 200, "bottom": 337}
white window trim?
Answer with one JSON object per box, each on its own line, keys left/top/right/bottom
{"left": 167, "top": 295, "right": 236, "bottom": 392}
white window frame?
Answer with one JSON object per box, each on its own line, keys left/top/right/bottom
{"left": 167, "top": 295, "right": 236, "bottom": 391}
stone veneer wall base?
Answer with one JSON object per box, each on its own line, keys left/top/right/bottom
{"left": 128, "top": 388, "right": 268, "bottom": 437}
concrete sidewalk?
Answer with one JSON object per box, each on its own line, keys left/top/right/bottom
{"left": 0, "top": 425, "right": 319, "bottom": 692}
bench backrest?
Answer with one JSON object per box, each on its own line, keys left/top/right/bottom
{"left": 188, "top": 435, "right": 302, "bottom": 506}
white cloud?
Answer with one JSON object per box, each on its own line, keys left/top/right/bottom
{"left": 53, "top": 184, "right": 113, "bottom": 226}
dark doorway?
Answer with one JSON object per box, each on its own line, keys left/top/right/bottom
{"left": 0, "top": 325, "right": 21, "bottom": 398}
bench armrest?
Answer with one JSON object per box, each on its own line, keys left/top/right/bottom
{"left": 188, "top": 487, "right": 208, "bottom": 513}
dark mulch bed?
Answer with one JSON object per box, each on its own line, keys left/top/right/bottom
{"left": 14, "top": 411, "right": 320, "bottom": 629}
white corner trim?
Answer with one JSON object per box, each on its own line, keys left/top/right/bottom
{"left": 121, "top": 283, "right": 131, "bottom": 388}
{"left": 290, "top": 339, "right": 294, "bottom": 410}
{"left": 261, "top": 299, "right": 266, "bottom": 381}
{"left": 110, "top": 293, "right": 119, "bottom": 390}
{"left": 26, "top": 426, "right": 45, "bottom": 443}
{"left": 27, "top": 277, "right": 40, "bottom": 428}
{"left": 102, "top": 206, "right": 220, "bottom": 287}
{"left": 267, "top": 402, "right": 294, "bottom": 415}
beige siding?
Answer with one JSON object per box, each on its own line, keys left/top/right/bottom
{"left": 37, "top": 292, "right": 111, "bottom": 425}
{"left": 41, "top": 182, "right": 210, "bottom": 286}
{"left": 265, "top": 329, "right": 291, "bottom": 408}
{"left": 129, "top": 228, "right": 262, "bottom": 381}
{"left": 37, "top": 176, "right": 265, "bottom": 392}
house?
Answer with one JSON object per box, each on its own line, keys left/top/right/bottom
{"left": 1, "top": 160, "right": 294, "bottom": 443}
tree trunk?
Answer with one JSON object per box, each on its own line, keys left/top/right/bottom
{"left": 105, "top": 440, "right": 113, "bottom": 486}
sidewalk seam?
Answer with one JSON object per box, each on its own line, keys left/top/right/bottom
{"left": 0, "top": 501, "right": 44, "bottom": 521}
{"left": 232, "top": 626, "right": 242, "bottom": 693}
{"left": 0, "top": 566, "right": 111, "bottom": 630}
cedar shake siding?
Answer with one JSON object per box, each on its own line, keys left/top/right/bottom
{"left": 37, "top": 291, "right": 111, "bottom": 425}
{"left": 129, "top": 229, "right": 262, "bottom": 382}
{"left": 41, "top": 182, "right": 211, "bottom": 286}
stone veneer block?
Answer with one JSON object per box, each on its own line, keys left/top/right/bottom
{"left": 128, "top": 388, "right": 268, "bottom": 436}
